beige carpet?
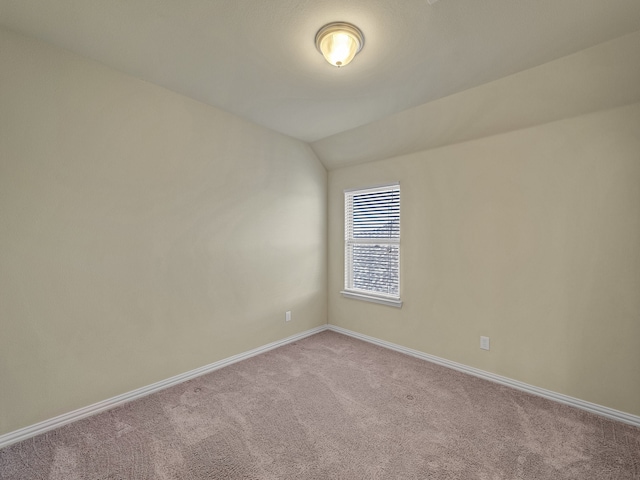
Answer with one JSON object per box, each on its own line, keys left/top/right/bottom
{"left": 1, "top": 330, "right": 639, "bottom": 479}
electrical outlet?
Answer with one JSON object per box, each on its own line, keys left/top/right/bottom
{"left": 285, "top": 311, "right": 291, "bottom": 322}
{"left": 480, "top": 336, "right": 490, "bottom": 351}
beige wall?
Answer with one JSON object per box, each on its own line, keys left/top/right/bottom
{"left": 329, "top": 103, "right": 640, "bottom": 416}
{"left": 0, "top": 28, "right": 327, "bottom": 435}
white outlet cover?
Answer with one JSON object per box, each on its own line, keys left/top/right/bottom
{"left": 285, "top": 311, "right": 291, "bottom": 322}
{"left": 480, "top": 336, "right": 490, "bottom": 350}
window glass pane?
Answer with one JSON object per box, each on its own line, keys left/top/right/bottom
{"left": 350, "top": 244, "right": 399, "bottom": 296}
{"left": 351, "top": 190, "right": 400, "bottom": 239}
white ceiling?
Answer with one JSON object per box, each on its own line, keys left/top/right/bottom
{"left": 2, "top": 0, "right": 640, "bottom": 167}
{"left": 314, "top": 30, "right": 640, "bottom": 169}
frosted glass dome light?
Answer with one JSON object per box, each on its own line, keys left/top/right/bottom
{"left": 315, "top": 22, "right": 364, "bottom": 67}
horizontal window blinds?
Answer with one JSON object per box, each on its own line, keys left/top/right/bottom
{"left": 345, "top": 184, "right": 400, "bottom": 299}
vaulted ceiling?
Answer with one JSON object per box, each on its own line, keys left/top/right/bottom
{"left": 2, "top": 0, "right": 640, "bottom": 168}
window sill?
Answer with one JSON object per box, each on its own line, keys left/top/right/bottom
{"left": 340, "top": 290, "right": 403, "bottom": 308}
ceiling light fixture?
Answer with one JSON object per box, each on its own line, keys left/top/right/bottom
{"left": 315, "top": 22, "right": 364, "bottom": 67}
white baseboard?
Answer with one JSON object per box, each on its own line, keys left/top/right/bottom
{"left": 327, "top": 325, "right": 640, "bottom": 427}
{"left": 0, "top": 325, "right": 329, "bottom": 449}
{"left": 328, "top": 325, "right": 640, "bottom": 428}
{"left": 3, "top": 323, "right": 637, "bottom": 450}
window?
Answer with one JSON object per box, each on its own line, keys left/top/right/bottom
{"left": 342, "top": 183, "right": 402, "bottom": 307}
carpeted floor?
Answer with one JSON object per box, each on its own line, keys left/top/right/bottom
{"left": 1, "top": 331, "right": 639, "bottom": 479}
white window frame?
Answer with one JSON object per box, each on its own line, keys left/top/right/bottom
{"left": 341, "top": 183, "right": 402, "bottom": 308}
